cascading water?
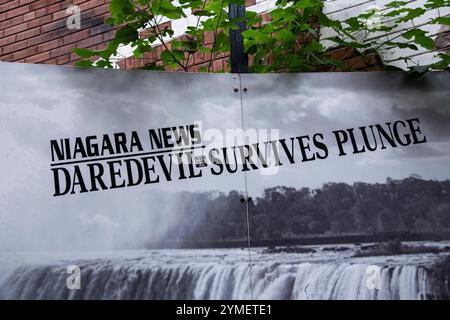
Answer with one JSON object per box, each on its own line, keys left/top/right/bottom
{"left": 0, "top": 248, "right": 436, "bottom": 300}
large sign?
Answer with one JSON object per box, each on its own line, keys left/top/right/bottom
{"left": 0, "top": 62, "right": 449, "bottom": 300}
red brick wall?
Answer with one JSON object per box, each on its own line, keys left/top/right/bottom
{"left": 0, "top": 0, "right": 114, "bottom": 65}
{"left": 0, "top": 0, "right": 383, "bottom": 71}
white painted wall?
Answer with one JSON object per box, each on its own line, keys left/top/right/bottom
{"left": 115, "top": 0, "right": 449, "bottom": 70}
{"left": 321, "top": 0, "right": 450, "bottom": 69}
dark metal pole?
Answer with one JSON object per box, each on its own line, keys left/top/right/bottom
{"left": 228, "top": 3, "right": 248, "bottom": 73}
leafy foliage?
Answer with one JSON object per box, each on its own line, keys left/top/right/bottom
{"left": 75, "top": 0, "right": 255, "bottom": 71}
{"left": 74, "top": 0, "right": 450, "bottom": 73}
{"left": 244, "top": 0, "right": 450, "bottom": 73}
{"left": 163, "top": 177, "right": 450, "bottom": 242}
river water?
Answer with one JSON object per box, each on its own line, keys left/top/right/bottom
{"left": 0, "top": 242, "right": 448, "bottom": 300}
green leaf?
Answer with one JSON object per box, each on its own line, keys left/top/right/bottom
{"left": 317, "top": 13, "right": 342, "bottom": 29}
{"left": 276, "top": 29, "right": 296, "bottom": 42}
{"left": 425, "top": 0, "right": 450, "bottom": 9}
{"left": 138, "top": 62, "right": 165, "bottom": 71}
{"left": 303, "top": 39, "right": 323, "bottom": 53}
{"left": 95, "top": 59, "right": 113, "bottom": 68}
{"left": 431, "top": 54, "right": 450, "bottom": 70}
{"left": 386, "top": 1, "right": 408, "bottom": 8}
{"left": 397, "top": 8, "right": 426, "bottom": 23}
{"left": 110, "top": 0, "right": 135, "bottom": 22}
{"left": 181, "top": 38, "right": 199, "bottom": 53}
{"left": 292, "top": 0, "right": 315, "bottom": 10}
{"left": 114, "top": 27, "right": 139, "bottom": 45}
{"left": 344, "top": 17, "right": 363, "bottom": 30}
{"left": 433, "top": 16, "right": 450, "bottom": 25}
{"left": 402, "top": 29, "right": 435, "bottom": 50}
{"left": 74, "top": 60, "right": 93, "bottom": 68}
{"left": 160, "top": 49, "right": 185, "bottom": 69}
{"left": 384, "top": 64, "right": 405, "bottom": 71}
{"left": 213, "top": 32, "right": 229, "bottom": 52}
{"left": 407, "top": 65, "right": 431, "bottom": 79}
{"left": 133, "top": 43, "right": 153, "bottom": 58}
{"left": 387, "top": 41, "right": 419, "bottom": 50}
{"left": 157, "top": 0, "right": 186, "bottom": 19}
{"left": 325, "top": 36, "right": 371, "bottom": 49}
{"left": 105, "top": 17, "right": 115, "bottom": 25}
{"left": 73, "top": 48, "right": 96, "bottom": 58}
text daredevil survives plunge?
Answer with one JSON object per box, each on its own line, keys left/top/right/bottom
{"left": 49, "top": 118, "right": 426, "bottom": 196}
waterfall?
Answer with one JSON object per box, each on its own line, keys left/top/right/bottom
{"left": 0, "top": 260, "right": 433, "bottom": 300}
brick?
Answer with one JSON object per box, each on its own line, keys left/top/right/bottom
{"left": 47, "top": 0, "right": 73, "bottom": 15}
{"left": 90, "top": 23, "right": 114, "bottom": 36}
{"left": 261, "top": 12, "right": 272, "bottom": 24}
{"left": 24, "top": 51, "right": 50, "bottom": 63}
{"left": 40, "top": 19, "right": 66, "bottom": 33}
{"left": 56, "top": 54, "right": 70, "bottom": 64}
{"left": 0, "top": 53, "right": 14, "bottom": 61}
{"left": 35, "top": 7, "right": 48, "bottom": 17}
{"left": 93, "top": 3, "right": 110, "bottom": 16}
{"left": 193, "top": 51, "right": 205, "bottom": 65}
{"left": 79, "top": 0, "right": 104, "bottom": 11}
{"left": 82, "top": 14, "right": 107, "bottom": 29}
{"left": 328, "top": 47, "right": 356, "bottom": 61}
{"left": 103, "top": 29, "right": 116, "bottom": 41}
{"left": 3, "top": 26, "right": 68, "bottom": 54}
{"left": 76, "top": 33, "right": 103, "bottom": 48}
{"left": 121, "top": 58, "right": 134, "bottom": 69}
{"left": 23, "top": 11, "right": 36, "bottom": 21}
{"left": 19, "top": 0, "right": 36, "bottom": 5}
{"left": 4, "top": 22, "right": 28, "bottom": 36}
{"left": 38, "top": 37, "right": 65, "bottom": 52}
{"left": 12, "top": 46, "right": 39, "bottom": 60}
{"left": 191, "top": 62, "right": 208, "bottom": 72}
{"left": 339, "top": 53, "right": 381, "bottom": 71}
{"left": 69, "top": 51, "right": 79, "bottom": 61}
{"left": 52, "top": 10, "right": 68, "bottom": 21}
{"left": 43, "top": 57, "right": 57, "bottom": 64}
{"left": 204, "top": 31, "right": 214, "bottom": 44}
{"left": 0, "top": 1, "right": 19, "bottom": 13}
{"left": 94, "top": 42, "right": 107, "bottom": 50}
{"left": 63, "top": 29, "right": 90, "bottom": 44}
{"left": 212, "top": 58, "right": 223, "bottom": 72}
{"left": 27, "top": 15, "right": 52, "bottom": 28}
{"left": 16, "top": 27, "right": 41, "bottom": 41}
{"left": 7, "top": 33, "right": 43, "bottom": 52}
{"left": 223, "top": 58, "right": 230, "bottom": 72}
{"left": 6, "top": 5, "right": 30, "bottom": 20}
{"left": 0, "top": 15, "right": 24, "bottom": 30}
{"left": 29, "top": 0, "right": 59, "bottom": 11}
{"left": 1, "top": 38, "right": 23, "bottom": 54}
{"left": 135, "top": 58, "right": 145, "bottom": 68}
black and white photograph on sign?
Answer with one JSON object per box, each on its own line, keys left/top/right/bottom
{"left": 241, "top": 72, "right": 450, "bottom": 299}
{"left": 0, "top": 62, "right": 449, "bottom": 300}
{"left": 0, "top": 62, "right": 250, "bottom": 300}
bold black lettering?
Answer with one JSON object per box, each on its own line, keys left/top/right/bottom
{"left": 333, "top": 130, "right": 349, "bottom": 156}
{"left": 406, "top": 118, "right": 427, "bottom": 144}
{"left": 52, "top": 167, "right": 71, "bottom": 196}
{"left": 87, "top": 163, "right": 108, "bottom": 191}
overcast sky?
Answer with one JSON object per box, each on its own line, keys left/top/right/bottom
{"left": 241, "top": 72, "right": 450, "bottom": 194}
{"left": 0, "top": 62, "right": 449, "bottom": 251}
